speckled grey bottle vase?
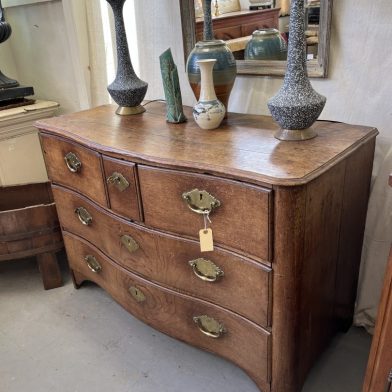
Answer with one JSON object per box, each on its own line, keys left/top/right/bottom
{"left": 106, "top": 0, "right": 148, "bottom": 115}
{"left": 267, "top": 0, "right": 326, "bottom": 141}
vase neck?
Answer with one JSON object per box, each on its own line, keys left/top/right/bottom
{"left": 202, "top": 0, "right": 214, "bottom": 41}
{"left": 198, "top": 60, "right": 217, "bottom": 102}
{"left": 0, "top": 0, "right": 4, "bottom": 22}
{"left": 285, "top": 0, "right": 308, "bottom": 83}
{"left": 108, "top": 1, "right": 136, "bottom": 79}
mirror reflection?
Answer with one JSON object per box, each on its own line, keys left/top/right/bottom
{"left": 180, "top": 0, "right": 332, "bottom": 77}
{"left": 194, "top": 0, "right": 321, "bottom": 62}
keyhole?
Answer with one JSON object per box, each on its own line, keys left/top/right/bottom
{"left": 200, "top": 193, "right": 203, "bottom": 201}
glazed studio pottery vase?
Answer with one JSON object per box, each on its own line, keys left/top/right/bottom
{"left": 245, "top": 28, "right": 287, "bottom": 60}
{"left": 267, "top": 0, "right": 326, "bottom": 141}
{"left": 187, "top": 40, "right": 236, "bottom": 114}
{"left": 106, "top": 0, "right": 148, "bottom": 115}
{"left": 187, "top": 0, "right": 236, "bottom": 113}
{"left": 193, "top": 59, "right": 225, "bottom": 130}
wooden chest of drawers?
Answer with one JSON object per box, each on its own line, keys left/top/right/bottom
{"left": 37, "top": 103, "right": 378, "bottom": 392}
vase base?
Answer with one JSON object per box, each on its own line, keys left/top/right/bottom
{"left": 275, "top": 127, "right": 318, "bottom": 141}
{"left": 116, "top": 105, "right": 146, "bottom": 116}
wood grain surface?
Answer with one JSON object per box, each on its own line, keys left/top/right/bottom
{"left": 53, "top": 185, "right": 271, "bottom": 327}
{"left": 138, "top": 165, "right": 272, "bottom": 261}
{"left": 64, "top": 232, "right": 271, "bottom": 392}
{"left": 36, "top": 103, "right": 378, "bottom": 187}
{"left": 102, "top": 156, "right": 142, "bottom": 222}
{"left": 40, "top": 134, "right": 108, "bottom": 207}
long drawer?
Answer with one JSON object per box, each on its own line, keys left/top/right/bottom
{"left": 53, "top": 185, "right": 271, "bottom": 327}
{"left": 64, "top": 232, "right": 271, "bottom": 391}
{"left": 138, "top": 165, "right": 273, "bottom": 261}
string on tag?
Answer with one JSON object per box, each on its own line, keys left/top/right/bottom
{"left": 203, "top": 211, "right": 211, "bottom": 232}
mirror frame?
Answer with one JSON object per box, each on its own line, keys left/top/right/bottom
{"left": 180, "top": 0, "right": 333, "bottom": 78}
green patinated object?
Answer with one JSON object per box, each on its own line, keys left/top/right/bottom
{"left": 159, "top": 48, "right": 187, "bottom": 124}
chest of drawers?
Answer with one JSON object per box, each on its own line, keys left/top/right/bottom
{"left": 37, "top": 103, "right": 378, "bottom": 392}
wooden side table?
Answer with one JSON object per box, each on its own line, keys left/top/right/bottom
{"left": 363, "top": 174, "right": 392, "bottom": 391}
{"left": 0, "top": 100, "right": 63, "bottom": 289}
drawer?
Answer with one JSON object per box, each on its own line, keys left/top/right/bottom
{"left": 102, "top": 156, "right": 142, "bottom": 221}
{"left": 214, "top": 26, "right": 242, "bottom": 40}
{"left": 40, "top": 134, "right": 107, "bottom": 207}
{"left": 138, "top": 166, "right": 272, "bottom": 261}
{"left": 242, "top": 18, "right": 276, "bottom": 36}
{"left": 53, "top": 186, "right": 271, "bottom": 326}
{"left": 64, "top": 232, "right": 271, "bottom": 391}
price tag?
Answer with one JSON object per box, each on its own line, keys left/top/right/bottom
{"left": 199, "top": 228, "right": 214, "bottom": 252}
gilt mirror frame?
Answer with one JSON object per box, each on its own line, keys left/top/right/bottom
{"left": 180, "top": 0, "right": 333, "bottom": 78}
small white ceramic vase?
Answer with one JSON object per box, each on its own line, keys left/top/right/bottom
{"left": 193, "top": 59, "right": 226, "bottom": 130}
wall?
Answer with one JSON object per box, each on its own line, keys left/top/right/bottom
{"left": 1, "top": 0, "right": 84, "bottom": 114}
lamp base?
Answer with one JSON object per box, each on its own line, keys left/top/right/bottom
{"left": 115, "top": 105, "right": 146, "bottom": 116}
{"left": 275, "top": 127, "right": 317, "bottom": 141}
{"left": 0, "top": 85, "right": 34, "bottom": 103}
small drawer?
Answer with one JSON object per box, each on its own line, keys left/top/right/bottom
{"left": 103, "top": 156, "right": 142, "bottom": 221}
{"left": 138, "top": 166, "right": 272, "bottom": 261}
{"left": 64, "top": 232, "right": 271, "bottom": 391}
{"left": 53, "top": 185, "right": 271, "bottom": 327}
{"left": 40, "top": 134, "right": 107, "bottom": 207}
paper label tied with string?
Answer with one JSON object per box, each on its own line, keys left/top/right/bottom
{"left": 199, "top": 212, "right": 214, "bottom": 252}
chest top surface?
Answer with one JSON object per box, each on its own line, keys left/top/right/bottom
{"left": 36, "top": 102, "right": 377, "bottom": 186}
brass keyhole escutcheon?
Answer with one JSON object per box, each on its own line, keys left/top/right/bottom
{"left": 64, "top": 152, "right": 82, "bottom": 173}
{"left": 121, "top": 235, "right": 139, "bottom": 254}
{"left": 182, "top": 189, "right": 221, "bottom": 215}
{"left": 107, "top": 172, "right": 130, "bottom": 192}
{"left": 129, "top": 286, "right": 146, "bottom": 303}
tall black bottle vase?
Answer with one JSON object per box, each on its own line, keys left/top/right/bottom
{"left": 0, "top": 0, "right": 19, "bottom": 88}
{"left": 106, "top": 0, "right": 148, "bottom": 115}
{"left": 267, "top": 0, "right": 326, "bottom": 141}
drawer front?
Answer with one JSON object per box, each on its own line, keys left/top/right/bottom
{"left": 40, "top": 134, "right": 107, "bottom": 207}
{"left": 64, "top": 232, "right": 271, "bottom": 390}
{"left": 53, "top": 186, "right": 271, "bottom": 326}
{"left": 138, "top": 166, "right": 272, "bottom": 261}
{"left": 242, "top": 18, "right": 276, "bottom": 36}
{"left": 103, "top": 156, "right": 142, "bottom": 221}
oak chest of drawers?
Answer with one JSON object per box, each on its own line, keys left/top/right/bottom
{"left": 37, "top": 103, "right": 378, "bottom": 392}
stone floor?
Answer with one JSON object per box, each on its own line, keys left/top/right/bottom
{"left": 0, "top": 254, "right": 372, "bottom": 392}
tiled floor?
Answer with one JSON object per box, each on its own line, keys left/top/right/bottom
{"left": 0, "top": 255, "right": 372, "bottom": 392}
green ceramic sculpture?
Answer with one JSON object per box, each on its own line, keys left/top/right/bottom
{"left": 159, "top": 48, "right": 187, "bottom": 124}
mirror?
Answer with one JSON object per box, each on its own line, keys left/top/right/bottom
{"left": 180, "top": 0, "right": 333, "bottom": 77}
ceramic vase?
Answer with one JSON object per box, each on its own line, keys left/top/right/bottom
{"left": 193, "top": 59, "right": 225, "bottom": 130}
{"left": 267, "top": 0, "right": 326, "bottom": 141}
{"left": 245, "top": 28, "right": 287, "bottom": 60}
{"left": 186, "top": 0, "right": 236, "bottom": 114}
{"left": 106, "top": 0, "right": 148, "bottom": 115}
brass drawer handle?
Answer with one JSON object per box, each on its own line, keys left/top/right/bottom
{"left": 75, "top": 207, "right": 93, "bottom": 226}
{"left": 182, "top": 189, "right": 221, "bottom": 215}
{"left": 193, "top": 315, "right": 226, "bottom": 339}
{"left": 64, "top": 152, "right": 82, "bottom": 173}
{"left": 84, "top": 255, "right": 102, "bottom": 273}
{"left": 129, "top": 286, "right": 146, "bottom": 303}
{"left": 107, "top": 172, "right": 130, "bottom": 192}
{"left": 121, "top": 235, "right": 139, "bottom": 254}
{"left": 189, "top": 258, "right": 224, "bottom": 282}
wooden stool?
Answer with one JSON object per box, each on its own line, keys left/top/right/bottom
{"left": 0, "top": 182, "right": 63, "bottom": 289}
